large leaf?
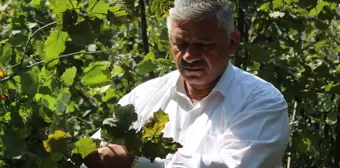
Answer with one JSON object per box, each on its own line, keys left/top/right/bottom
{"left": 248, "top": 44, "right": 271, "bottom": 63}
{"left": 87, "top": 0, "right": 109, "bottom": 19}
{"left": 137, "top": 60, "right": 157, "bottom": 74}
{"left": 0, "top": 130, "right": 26, "bottom": 158}
{"left": 1, "top": 43, "right": 12, "bottom": 66}
{"left": 29, "top": 0, "right": 41, "bottom": 8}
{"left": 81, "top": 62, "right": 110, "bottom": 87}
{"left": 142, "top": 109, "right": 169, "bottom": 140}
{"left": 43, "top": 30, "right": 69, "bottom": 67}
{"left": 67, "top": 19, "right": 101, "bottom": 45}
{"left": 36, "top": 158, "right": 58, "bottom": 168}
{"left": 71, "top": 138, "right": 97, "bottom": 159}
{"left": 43, "top": 130, "right": 71, "bottom": 153}
{"left": 111, "top": 65, "right": 124, "bottom": 78}
{"left": 49, "top": 0, "right": 78, "bottom": 14}
{"left": 20, "top": 70, "right": 38, "bottom": 98}
{"left": 309, "top": 1, "right": 328, "bottom": 17}
{"left": 61, "top": 66, "right": 77, "bottom": 87}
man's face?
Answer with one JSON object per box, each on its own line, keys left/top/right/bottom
{"left": 169, "top": 16, "right": 238, "bottom": 86}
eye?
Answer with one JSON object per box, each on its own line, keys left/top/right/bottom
{"left": 173, "top": 42, "right": 188, "bottom": 51}
{"left": 195, "top": 43, "right": 215, "bottom": 51}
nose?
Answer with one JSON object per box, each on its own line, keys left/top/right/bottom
{"left": 182, "top": 44, "right": 201, "bottom": 63}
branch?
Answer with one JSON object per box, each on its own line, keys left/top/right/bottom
{"left": 139, "top": 0, "right": 149, "bottom": 55}
{"left": 0, "top": 50, "right": 111, "bottom": 83}
{"left": 19, "top": 21, "right": 57, "bottom": 71}
{"left": 0, "top": 21, "right": 57, "bottom": 84}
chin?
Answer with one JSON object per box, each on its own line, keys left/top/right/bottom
{"left": 182, "top": 75, "right": 209, "bottom": 85}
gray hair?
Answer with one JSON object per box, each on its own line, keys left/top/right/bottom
{"left": 167, "top": 0, "right": 234, "bottom": 37}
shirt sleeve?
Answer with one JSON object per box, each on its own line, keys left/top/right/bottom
{"left": 165, "top": 86, "right": 290, "bottom": 168}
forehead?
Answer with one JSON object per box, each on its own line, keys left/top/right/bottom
{"left": 169, "top": 16, "right": 226, "bottom": 41}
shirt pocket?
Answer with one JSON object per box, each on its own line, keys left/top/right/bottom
{"left": 196, "top": 134, "right": 220, "bottom": 154}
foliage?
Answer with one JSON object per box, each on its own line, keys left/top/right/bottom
{"left": 101, "top": 105, "right": 180, "bottom": 162}
{"left": 0, "top": 0, "right": 339, "bottom": 167}
{"left": 0, "top": 0, "right": 174, "bottom": 167}
{"left": 232, "top": 0, "right": 340, "bottom": 167}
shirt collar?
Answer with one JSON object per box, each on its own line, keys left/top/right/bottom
{"left": 172, "top": 61, "right": 236, "bottom": 98}
{"left": 213, "top": 61, "right": 236, "bottom": 98}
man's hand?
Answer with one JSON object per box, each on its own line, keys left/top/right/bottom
{"left": 84, "top": 144, "right": 134, "bottom": 168}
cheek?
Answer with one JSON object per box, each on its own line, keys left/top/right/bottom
{"left": 172, "top": 49, "right": 182, "bottom": 62}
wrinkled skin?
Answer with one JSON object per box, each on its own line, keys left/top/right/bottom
{"left": 169, "top": 15, "right": 240, "bottom": 87}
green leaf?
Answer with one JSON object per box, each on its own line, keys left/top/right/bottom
{"left": 0, "top": 130, "right": 26, "bottom": 158}
{"left": 327, "top": 112, "right": 338, "bottom": 123}
{"left": 273, "top": 0, "right": 284, "bottom": 9}
{"left": 43, "top": 30, "right": 68, "bottom": 67}
{"left": 137, "top": 60, "right": 157, "bottom": 74}
{"left": 111, "top": 65, "right": 124, "bottom": 78}
{"left": 101, "top": 104, "right": 137, "bottom": 139}
{"left": 49, "top": 152, "right": 64, "bottom": 162}
{"left": 29, "top": 0, "right": 41, "bottom": 8}
{"left": 41, "top": 95, "right": 58, "bottom": 111}
{"left": 81, "top": 62, "right": 110, "bottom": 87}
{"left": 114, "top": 104, "right": 138, "bottom": 131}
{"left": 49, "top": 0, "right": 78, "bottom": 14}
{"left": 336, "top": 46, "right": 340, "bottom": 53}
{"left": 61, "top": 66, "right": 77, "bottom": 86}
{"left": 102, "top": 88, "right": 116, "bottom": 102}
{"left": 1, "top": 43, "right": 12, "bottom": 66}
{"left": 309, "top": 1, "right": 328, "bottom": 17}
{"left": 316, "top": 40, "right": 327, "bottom": 49}
{"left": 36, "top": 158, "right": 57, "bottom": 168}
{"left": 67, "top": 19, "right": 102, "bottom": 44}
{"left": 87, "top": 0, "right": 110, "bottom": 19}
{"left": 297, "top": 0, "right": 317, "bottom": 8}
{"left": 248, "top": 44, "right": 271, "bottom": 63}
{"left": 72, "top": 138, "right": 97, "bottom": 159}
{"left": 142, "top": 109, "right": 169, "bottom": 140}
{"left": 58, "top": 88, "right": 71, "bottom": 104}
{"left": 144, "top": 52, "right": 156, "bottom": 61}
{"left": 336, "top": 65, "right": 340, "bottom": 72}
{"left": 20, "top": 70, "right": 38, "bottom": 98}
{"left": 38, "top": 106, "right": 54, "bottom": 123}
{"left": 325, "top": 82, "right": 340, "bottom": 94}
{"left": 43, "top": 130, "right": 71, "bottom": 153}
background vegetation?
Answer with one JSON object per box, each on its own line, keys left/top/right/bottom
{"left": 0, "top": 0, "right": 339, "bottom": 167}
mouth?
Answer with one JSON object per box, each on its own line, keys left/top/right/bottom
{"left": 184, "top": 67, "right": 204, "bottom": 70}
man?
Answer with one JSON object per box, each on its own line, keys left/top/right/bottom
{"left": 84, "top": 0, "right": 290, "bottom": 167}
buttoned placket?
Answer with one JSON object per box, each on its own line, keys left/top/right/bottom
{"left": 173, "top": 86, "right": 219, "bottom": 148}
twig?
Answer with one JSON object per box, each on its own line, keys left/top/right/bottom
{"left": 89, "top": 0, "right": 100, "bottom": 12}
{"left": 0, "top": 21, "right": 57, "bottom": 84}
{"left": 0, "top": 50, "right": 111, "bottom": 83}
{"left": 19, "top": 21, "right": 57, "bottom": 71}
{"left": 287, "top": 99, "right": 298, "bottom": 168}
{"left": 68, "top": 0, "right": 75, "bottom": 9}
{"left": 69, "top": 116, "right": 94, "bottom": 125}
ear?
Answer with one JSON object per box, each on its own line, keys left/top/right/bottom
{"left": 229, "top": 31, "right": 240, "bottom": 52}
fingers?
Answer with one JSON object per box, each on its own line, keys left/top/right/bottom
{"left": 84, "top": 150, "right": 105, "bottom": 168}
{"left": 83, "top": 144, "right": 134, "bottom": 168}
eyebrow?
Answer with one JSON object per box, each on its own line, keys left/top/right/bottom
{"left": 169, "top": 32, "right": 215, "bottom": 43}
{"left": 171, "top": 36, "right": 214, "bottom": 43}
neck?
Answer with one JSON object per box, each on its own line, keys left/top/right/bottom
{"left": 184, "top": 80, "right": 218, "bottom": 103}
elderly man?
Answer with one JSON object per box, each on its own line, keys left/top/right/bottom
{"left": 84, "top": 0, "right": 290, "bottom": 167}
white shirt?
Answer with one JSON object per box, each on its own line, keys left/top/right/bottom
{"left": 91, "top": 61, "right": 289, "bottom": 168}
